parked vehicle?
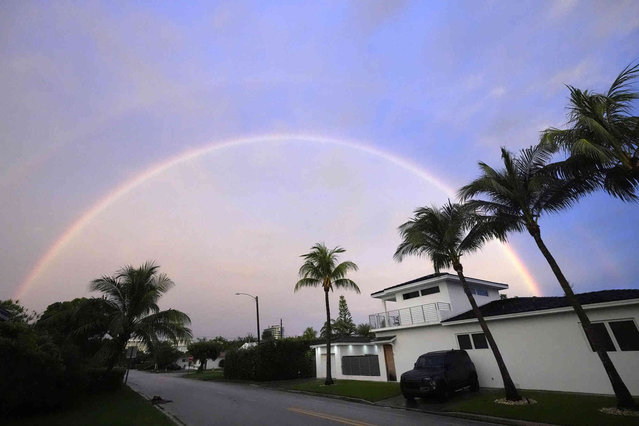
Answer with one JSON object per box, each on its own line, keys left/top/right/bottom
{"left": 400, "top": 350, "right": 478, "bottom": 400}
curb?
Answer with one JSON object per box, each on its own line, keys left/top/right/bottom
{"left": 127, "top": 385, "right": 186, "bottom": 426}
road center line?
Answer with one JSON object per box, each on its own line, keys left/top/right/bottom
{"left": 287, "top": 407, "right": 376, "bottom": 426}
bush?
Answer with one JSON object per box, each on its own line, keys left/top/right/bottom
{"left": 86, "top": 368, "right": 126, "bottom": 392}
{"left": 0, "top": 321, "right": 66, "bottom": 416}
{"left": 224, "top": 338, "right": 314, "bottom": 381}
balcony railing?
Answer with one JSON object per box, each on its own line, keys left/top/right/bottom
{"left": 369, "top": 302, "right": 451, "bottom": 329}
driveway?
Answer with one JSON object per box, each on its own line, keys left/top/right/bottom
{"left": 127, "top": 370, "right": 495, "bottom": 425}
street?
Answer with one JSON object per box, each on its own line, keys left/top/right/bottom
{"left": 127, "top": 371, "right": 494, "bottom": 426}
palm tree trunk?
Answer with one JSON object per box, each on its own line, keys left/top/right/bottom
{"left": 324, "top": 289, "right": 334, "bottom": 385}
{"left": 454, "top": 262, "right": 521, "bottom": 401}
{"left": 528, "top": 224, "right": 636, "bottom": 409}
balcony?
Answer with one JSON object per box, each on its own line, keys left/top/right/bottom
{"left": 369, "top": 302, "right": 451, "bottom": 330}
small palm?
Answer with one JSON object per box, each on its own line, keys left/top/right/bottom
{"left": 90, "top": 261, "right": 192, "bottom": 369}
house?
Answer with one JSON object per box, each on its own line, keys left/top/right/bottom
{"left": 177, "top": 352, "right": 225, "bottom": 371}
{"left": 312, "top": 273, "right": 639, "bottom": 395}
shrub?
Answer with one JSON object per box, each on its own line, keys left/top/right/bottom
{"left": 0, "top": 321, "right": 66, "bottom": 416}
{"left": 224, "top": 338, "right": 314, "bottom": 381}
{"left": 86, "top": 368, "right": 126, "bottom": 392}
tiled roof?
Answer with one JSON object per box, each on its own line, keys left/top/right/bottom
{"left": 443, "top": 289, "right": 639, "bottom": 323}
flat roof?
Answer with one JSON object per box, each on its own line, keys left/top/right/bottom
{"left": 371, "top": 272, "right": 508, "bottom": 297}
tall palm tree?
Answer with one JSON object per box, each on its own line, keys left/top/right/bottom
{"left": 90, "top": 261, "right": 192, "bottom": 370}
{"left": 541, "top": 63, "right": 639, "bottom": 201}
{"left": 459, "top": 145, "right": 637, "bottom": 409}
{"left": 294, "top": 243, "right": 359, "bottom": 385}
{"left": 395, "top": 202, "right": 521, "bottom": 401}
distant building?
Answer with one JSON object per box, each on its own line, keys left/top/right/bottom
{"left": 264, "top": 324, "right": 283, "bottom": 340}
{"left": 125, "top": 338, "right": 190, "bottom": 354}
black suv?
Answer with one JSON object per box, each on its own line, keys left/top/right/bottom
{"left": 400, "top": 350, "right": 478, "bottom": 400}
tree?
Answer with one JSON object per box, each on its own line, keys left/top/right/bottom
{"left": 332, "top": 296, "right": 356, "bottom": 337}
{"left": 355, "top": 323, "right": 373, "bottom": 338}
{"left": 294, "top": 243, "right": 359, "bottom": 385}
{"left": 187, "top": 339, "right": 222, "bottom": 371}
{"left": 36, "top": 298, "right": 111, "bottom": 361}
{"left": 89, "top": 262, "right": 192, "bottom": 371}
{"left": 150, "top": 341, "right": 183, "bottom": 370}
{"left": 0, "top": 299, "right": 39, "bottom": 324}
{"left": 301, "top": 327, "right": 317, "bottom": 340}
{"left": 541, "top": 63, "right": 639, "bottom": 201}
{"left": 460, "top": 145, "right": 637, "bottom": 409}
{"left": 395, "top": 201, "right": 521, "bottom": 401}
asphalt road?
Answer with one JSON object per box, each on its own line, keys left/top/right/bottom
{"left": 127, "top": 370, "right": 494, "bottom": 426}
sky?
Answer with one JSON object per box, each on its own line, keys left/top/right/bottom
{"left": 1, "top": 0, "right": 638, "bottom": 339}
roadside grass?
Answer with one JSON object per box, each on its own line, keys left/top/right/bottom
{"left": 183, "top": 369, "right": 225, "bottom": 381}
{"left": 444, "top": 389, "right": 639, "bottom": 426}
{"left": 4, "top": 386, "right": 174, "bottom": 426}
{"left": 288, "top": 379, "right": 401, "bottom": 402}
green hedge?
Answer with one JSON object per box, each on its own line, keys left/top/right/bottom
{"left": 86, "top": 368, "right": 126, "bottom": 392}
{"left": 0, "top": 321, "right": 126, "bottom": 418}
{"left": 224, "top": 339, "right": 314, "bottom": 381}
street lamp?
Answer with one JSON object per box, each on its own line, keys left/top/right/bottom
{"left": 235, "top": 292, "right": 260, "bottom": 345}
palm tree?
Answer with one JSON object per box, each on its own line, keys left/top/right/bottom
{"left": 541, "top": 63, "right": 639, "bottom": 201}
{"left": 459, "top": 145, "right": 637, "bottom": 409}
{"left": 90, "top": 261, "right": 192, "bottom": 371}
{"left": 394, "top": 202, "right": 521, "bottom": 401}
{"left": 294, "top": 243, "right": 359, "bottom": 385}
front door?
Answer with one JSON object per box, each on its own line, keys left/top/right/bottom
{"left": 383, "top": 344, "right": 397, "bottom": 381}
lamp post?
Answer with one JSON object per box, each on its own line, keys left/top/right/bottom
{"left": 235, "top": 292, "right": 260, "bottom": 345}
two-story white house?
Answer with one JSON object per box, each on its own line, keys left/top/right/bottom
{"left": 312, "top": 273, "right": 639, "bottom": 395}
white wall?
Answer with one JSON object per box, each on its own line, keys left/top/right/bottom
{"left": 376, "top": 304, "right": 639, "bottom": 395}
{"left": 315, "top": 344, "right": 388, "bottom": 382}
{"left": 393, "top": 284, "right": 448, "bottom": 310}
{"left": 443, "top": 280, "right": 499, "bottom": 317}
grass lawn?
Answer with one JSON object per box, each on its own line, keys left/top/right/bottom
{"left": 4, "top": 386, "right": 174, "bottom": 426}
{"left": 444, "top": 389, "right": 639, "bottom": 426}
{"left": 289, "top": 379, "right": 401, "bottom": 402}
{"left": 183, "top": 369, "right": 226, "bottom": 381}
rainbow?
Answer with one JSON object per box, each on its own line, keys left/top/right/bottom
{"left": 14, "top": 134, "right": 541, "bottom": 299}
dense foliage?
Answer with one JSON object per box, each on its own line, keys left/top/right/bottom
{"left": 187, "top": 339, "right": 222, "bottom": 371}
{"left": 224, "top": 338, "right": 314, "bottom": 381}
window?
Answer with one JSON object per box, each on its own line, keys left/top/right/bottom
{"left": 457, "top": 332, "right": 488, "bottom": 350}
{"left": 341, "top": 355, "right": 380, "bottom": 376}
{"left": 585, "top": 320, "right": 639, "bottom": 352}
{"left": 403, "top": 291, "right": 420, "bottom": 300}
{"left": 471, "top": 333, "right": 488, "bottom": 349}
{"left": 421, "top": 286, "right": 440, "bottom": 296}
{"left": 470, "top": 286, "right": 488, "bottom": 296}
{"left": 609, "top": 320, "right": 639, "bottom": 351}
{"left": 457, "top": 334, "right": 472, "bottom": 350}
{"left": 586, "top": 323, "right": 616, "bottom": 351}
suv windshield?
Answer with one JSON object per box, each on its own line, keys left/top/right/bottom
{"left": 415, "top": 354, "right": 445, "bottom": 369}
